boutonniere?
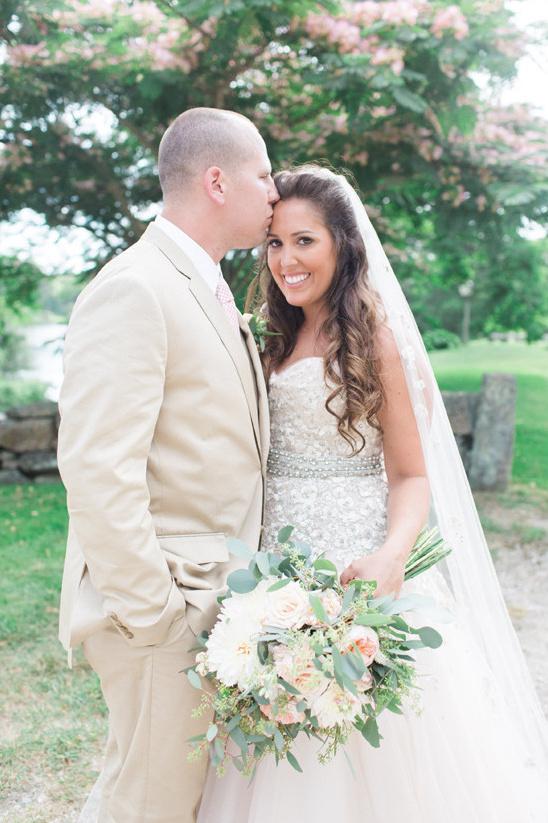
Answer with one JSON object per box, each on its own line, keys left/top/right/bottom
{"left": 247, "top": 312, "right": 279, "bottom": 353}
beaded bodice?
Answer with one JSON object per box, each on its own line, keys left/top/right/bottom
{"left": 262, "top": 357, "right": 388, "bottom": 570}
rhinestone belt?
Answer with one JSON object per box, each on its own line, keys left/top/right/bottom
{"left": 267, "top": 447, "right": 384, "bottom": 478}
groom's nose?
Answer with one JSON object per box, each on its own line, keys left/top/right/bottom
{"left": 268, "top": 179, "right": 279, "bottom": 204}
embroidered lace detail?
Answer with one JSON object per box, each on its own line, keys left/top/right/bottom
{"left": 263, "top": 358, "right": 388, "bottom": 569}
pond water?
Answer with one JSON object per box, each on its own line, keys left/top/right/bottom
{"left": 18, "top": 323, "right": 67, "bottom": 401}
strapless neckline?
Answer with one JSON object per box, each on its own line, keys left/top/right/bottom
{"left": 272, "top": 356, "right": 324, "bottom": 378}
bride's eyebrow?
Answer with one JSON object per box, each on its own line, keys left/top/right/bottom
{"left": 268, "top": 229, "right": 319, "bottom": 239}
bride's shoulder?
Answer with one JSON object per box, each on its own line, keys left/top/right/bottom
{"left": 374, "top": 324, "right": 400, "bottom": 367}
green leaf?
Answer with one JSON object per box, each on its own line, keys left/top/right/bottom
{"left": 392, "top": 86, "right": 429, "bottom": 113}
{"left": 226, "top": 568, "right": 258, "bottom": 594}
{"left": 274, "top": 728, "right": 285, "bottom": 751}
{"left": 415, "top": 626, "right": 443, "bottom": 649}
{"left": 226, "top": 714, "right": 241, "bottom": 732}
{"left": 206, "top": 724, "right": 218, "bottom": 742}
{"left": 342, "top": 673, "right": 358, "bottom": 696}
{"left": 354, "top": 613, "right": 393, "bottom": 627}
{"left": 227, "top": 538, "right": 252, "bottom": 558}
{"left": 277, "top": 677, "right": 300, "bottom": 696}
{"left": 277, "top": 525, "right": 295, "bottom": 543}
{"left": 214, "top": 738, "right": 224, "bottom": 761}
{"left": 360, "top": 717, "right": 382, "bottom": 748}
{"left": 341, "top": 583, "right": 358, "bottom": 614}
{"left": 229, "top": 726, "right": 249, "bottom": 752}
{"left": 251, "top": 689, "right": 270, "bottom": 705}
{"left": 186, "top": 668, "right": 202, "bottom": 689}
{"left": 309, "top": 594, "right": 330, "bottom": 625}
{"left": 341, "top": 648, "right": 365, "bottom": 679}
{"left": 344, "top": 748, "right": 357, "bottom": 779}
{"left": 267, "top": 578, "right": 292, "bottom": 592}
{"left": 287, "top": 751, "right": 303, "bottom": 772}
{"left": 255, "top": 551, "right": 271, "bottom": 576}
{"left": 257, "top": 640, "right": 269, "bottom": 665}
{"left": 313, "top": 558, "right": 338, "bottom": 575}
{"left": 331, "top": 646, "right": 345, "bottom": 690}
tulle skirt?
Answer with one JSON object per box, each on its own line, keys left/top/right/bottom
{"left": 196, "top": 571, "right": 548, "bottom": 823}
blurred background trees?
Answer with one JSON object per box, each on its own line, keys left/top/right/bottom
{"left": 1, "top": 0, "right": 547, "bottom": 340}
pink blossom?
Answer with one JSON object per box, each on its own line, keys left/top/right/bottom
{"left": 431, "top": 5, "right": 469, "bottom": 40}
{"left": 381, "top": 1, "right": 420, "bottom": 27}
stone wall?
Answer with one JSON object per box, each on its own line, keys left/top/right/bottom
{"left": 442, "top": 372, "right": 517, "bottom": 491}
{"left": 0, "top": 373, "right": 517, "bottom": 491}
{"left": 0, "top": 401, "right": 60, "bottom": 484}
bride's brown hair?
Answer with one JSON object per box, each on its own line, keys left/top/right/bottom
{"left": 249, "top": 165, "right": 385, "bottom": 455}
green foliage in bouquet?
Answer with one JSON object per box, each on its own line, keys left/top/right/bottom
{"left": 185, "top": 526, "right": 450, "bottom": 777}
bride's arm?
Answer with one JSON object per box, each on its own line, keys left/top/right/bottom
{"left": 340, "top": 328, "right": 430, "bottom": 596}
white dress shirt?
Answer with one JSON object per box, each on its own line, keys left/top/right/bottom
{"left": 154, "top": 215, "right": 220, "bottom": 294}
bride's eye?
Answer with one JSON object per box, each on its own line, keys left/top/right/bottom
{"left": 297, "top": 236, "right": 313, "bottom": 245}
{"left": 267, "top": 239, "right": 281, "bottom": 248}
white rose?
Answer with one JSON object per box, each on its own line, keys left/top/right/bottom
{"left": 264, "top": 581, "right": 310, "bottom": 630}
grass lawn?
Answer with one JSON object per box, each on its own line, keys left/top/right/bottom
{"left": 1, "top": 343, "right": 546, "bottom": 819}
{"left": 429, "top": 339, "right": 548, "bottom": 490}
{"left": 0, "top": 483, "right": 106, "bottom": 823}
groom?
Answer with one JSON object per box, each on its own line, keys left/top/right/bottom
{"left": 57, "top": 108, "right": 277, "bottom": 823}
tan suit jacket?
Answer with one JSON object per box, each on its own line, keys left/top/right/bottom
{"left": 58, "top": 222, "right": 269, "bottom": 652}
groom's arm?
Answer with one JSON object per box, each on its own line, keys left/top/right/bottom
{"left": 58, "top": 265, "right": 184, "bottom": 647}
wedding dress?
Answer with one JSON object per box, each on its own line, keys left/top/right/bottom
{"left": 196, "top": 357, "right": 548, "bottom": 823}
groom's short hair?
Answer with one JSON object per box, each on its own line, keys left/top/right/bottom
{"left": 158, "top": 108, "right": 257, "bottom": 198}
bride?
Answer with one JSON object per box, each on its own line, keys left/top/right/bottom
{"left": 196, "top": 166, "right": 548, "bottom": 822}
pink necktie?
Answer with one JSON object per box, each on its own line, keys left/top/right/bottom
{"left": 215, "top": 272, "right": 240, "bottom": 336}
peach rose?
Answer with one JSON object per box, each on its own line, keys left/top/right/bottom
{"left": 260, "top": 699, "right": 305, "bottom": 725}
{"left": 345, "top": 625, "right": 380, "bottom": 666}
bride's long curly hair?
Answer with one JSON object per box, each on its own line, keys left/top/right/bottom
{"left": 249, "top": 165, "right": 385, "bottom": 455}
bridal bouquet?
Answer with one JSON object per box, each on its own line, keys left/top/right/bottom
{"left": 186, "top": 527, "right": 450, "bottom": 776}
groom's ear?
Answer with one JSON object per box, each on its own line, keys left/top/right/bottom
{"left": 204, "top": 166, "right": 226, "bottom": 205}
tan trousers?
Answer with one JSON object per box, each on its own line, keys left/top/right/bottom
{"left": 83, "top": 613, "right": 212, "bottom": 823}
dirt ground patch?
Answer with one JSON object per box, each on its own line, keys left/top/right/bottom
{"left": 475, "top": 485, "right": 548, "bottom": 714}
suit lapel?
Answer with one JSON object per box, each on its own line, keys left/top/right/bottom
{"left": 142, "top": 224, "right": 266, "bottom": 464}
{"left": 239, "top": 318, "right": 270, "bottom": 473}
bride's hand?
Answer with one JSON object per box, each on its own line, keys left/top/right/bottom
{"left": 340, "top": 548, "right": 406, "bottom": 598}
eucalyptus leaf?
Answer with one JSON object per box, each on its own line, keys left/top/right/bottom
{"left": 227, "top": 568, "right": 259, "bottom": 594}
{"left": 277, "top": 677, "right": 300, "bottom": 695}
{"left": 267, "top": 577, "right": 292, "bottom": 592}
{"left": 226, "top": 715, "right": 241, "bottom": 732}
{"left": 309, "top": 594, "right": 330, "bottom": 625}
{"left": 274, "top": 728, "right": 285, "bottom": 752}
{"left": 186, "top": 668, "right": 202, "bottom": 689}
{"left": 415, "top": 626, "right": 443, "bottom": 649}
{"left": 251, "top": 689, "right": 270, "bottom": 706}
{"left": 360, "top": 717, "right": 382, "bottom": 748}
{"left": 186, "top": 733, "right": 207, "bottom": 743}
{"left": 229, "top": 726, "right": 249, "bottom": 752}
{"left": 227, "top": 538, "right": 253, "bottom": 558}
{"left": 287, "top": 751, "right": 303, "bottom": 772}
{"left": 355, "top": 613, "right": 394, "bottom": 627}
{"left": 277, "top": 525, "right": 295, "bottom": 543}
{"left": 255, "top": 551, "right": 271, "bottom": 576}
{"left": 206, "top": 724, "right": 218, "bottom": 742}
{"left": 344, "top": 748, "right": 357, "bottom": 779}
